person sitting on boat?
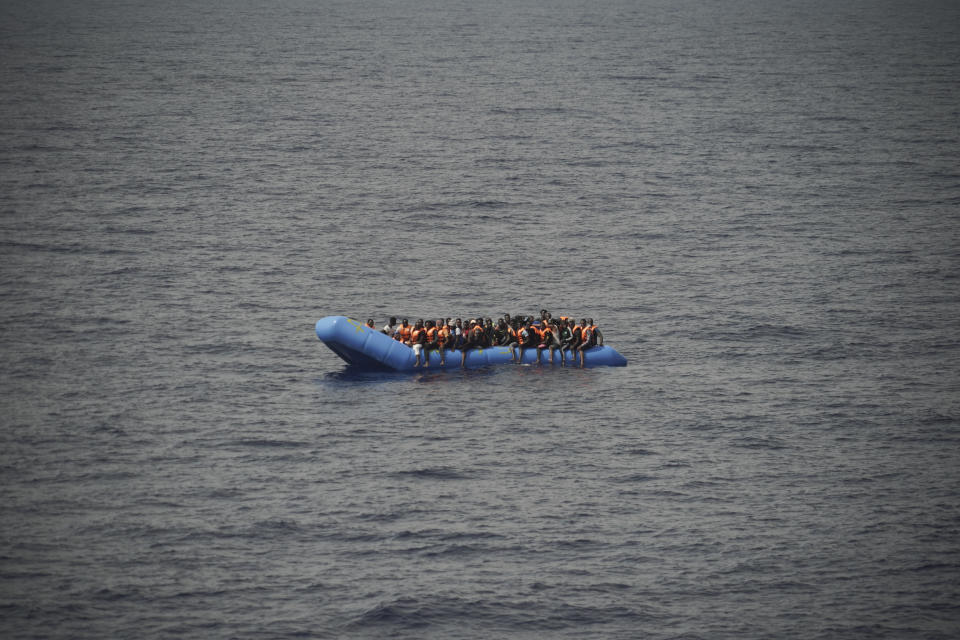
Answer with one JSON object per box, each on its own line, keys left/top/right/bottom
{"left": 514, "top": 318, "right": 539, "bottom": 363}
{"left": 422, "top": 320, "right": 440, "bottom": 367}
{"left": 535, "top": 319, "right": 553, "bottom": 364}
{"left": 564, "top": 318, "right": 582, "bottom": 352}
{"left": 556, "top": 319, "right": 573, "bottom": 364}
{"left": 457, "top": 320, "right": 474, "bottom": 367}
{"left": 410, "top": 319, "right": 426, "bottom": 367}
{"left": 437, "top": 319, "right": 452, "bottom": 366}
{"left": 577, "top": 318, "right": 594, "bottom": 368}
{"left": 493, "top": 318, "right": 512, "bottom": 347}
{"left": 483, "top": 318, "right": 495, "bottom": 347}
{"left": 459, "top": 319, "right": 486, "bottom": 368}
{"left": 498, "top": 318, "right": 520, "bottom": 361}
{"left": 382, "top": 317, "right": 398, "bottom": 336}
{"left": 451, "top": 318, "right": 465, "bottom": 349}
{"left": 365, "top": 318, "right": 376, "bottom": 329}
{"left": 395, "top": 318, "right": 412, "bottom": 343}
{"left": 538, "top": 317, "right": 564, "bottom": 364}
{"left": 588, "top": 318, "right": 603, "bottom": 346}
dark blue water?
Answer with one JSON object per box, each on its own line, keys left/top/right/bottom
{"left": 2, "top": 0, "right": 959, "bottom": 637}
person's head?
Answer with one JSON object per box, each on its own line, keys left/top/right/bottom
{"left": 426, "top": 320, "right": 434, "bottom": 328}
{"left": 402, "top": 318, "right": 409, "bottom": 326}
{"left": 446, "top": 317, "right": 452, "bottom": 325}
{"left": 389, "top": 316, "right": 396, "bottom": 325}
{"left": 587, "top": 318, "right": 594, "bottom": 326}
{"left": 568, "top": 318, "right": 575, "bottom": 327}
{"left": 455, "top": 318, "right": 462, "bottom": 326}
{"left": 485, "top": 318, "right": 493, "bottom": 326}
{"left": 497, "top": 318, "right": 506, "bottom": 327}
{"left": 415, "top": 318, "right": 423, "bottom": 327}
{"left": 580, "top": 319, "right": 586, "bottom": 326}
{"left": 365, "top": 318, "right": 375, "bottom": 327}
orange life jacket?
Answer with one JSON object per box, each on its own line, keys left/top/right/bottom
{"left": 396, "top": 324, "right": 412, "bottom": 342}
{"left": 518, "top": 326, "right": 536, "bottom": 346}
{"left": 438, "top": 326, "right": 451, "bottom": 346}
{"left": 410, "top": 327, "right": 425, "bottom": 344}
{"left": 580, "top": 325, "right": 593, "bottom": 345}
{"left": 425, "top": 326, "right": 438, "bottom": 342}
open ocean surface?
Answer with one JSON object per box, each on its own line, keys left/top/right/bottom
{"left": 2, "top": 0, "right": 959, "bottom": 637}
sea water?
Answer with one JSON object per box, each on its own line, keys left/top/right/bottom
{"left": 1, "top": 0, "right": 959, "bottom": 637}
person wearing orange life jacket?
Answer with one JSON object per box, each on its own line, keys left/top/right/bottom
{"left": 503, "top": 318, "right": 521, "bottom": 362}
{"left": 365, "top": 318, "right": 376, "bottom": 329}
{"left": 422, "top": 320, "right": 441, "bottom": 368}
{"left": 564, "top": 319, "right": 582, "bottom": 353}
{"left": 537, "top": 317, "right": 563, "bottom": 364}
{"left": 459, "top": 319, "right": 486, "bottom": 368}
{"left": 436, "top": 319, "right": 452, "bottom": 366}
{"left": 535, "top": 320, "right": 552, "bottom": 364}
{"left": 395, "top": 318, "right": 412, "bottom": 344}
{"left": 514, "top": 318, "right": 539, "bottom": 363}
{"left": 410, "top": 319, "right": 426, "bottom": 367}
{"left": 586, "top": 318, "right": 603, "bottom": 346}
{"left": 576, "top": 318, "right": 595, "bottom": 368}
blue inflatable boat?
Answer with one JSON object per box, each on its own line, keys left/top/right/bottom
{"left": 315, "top": 316, "right": 628, "bottom": 371}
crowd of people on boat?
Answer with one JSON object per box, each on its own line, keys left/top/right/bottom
{"left": 362, "top": 310, "right": 604, "bottom": 368}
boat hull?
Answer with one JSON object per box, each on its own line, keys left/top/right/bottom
{"left": 315, "top": 316, "right": 628, "bottom": 371}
